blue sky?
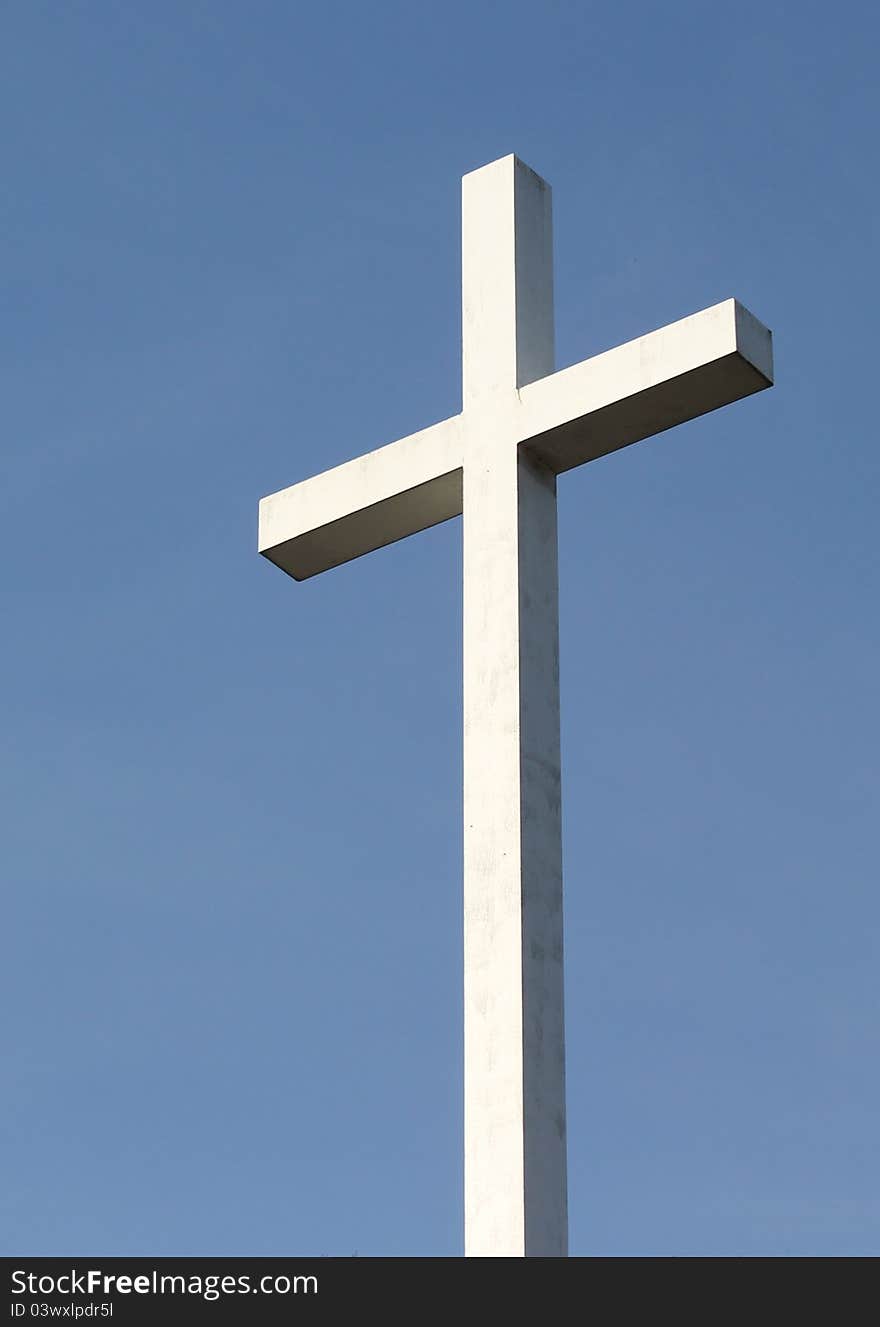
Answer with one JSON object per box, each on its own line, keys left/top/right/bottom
{"left": 2, "top": 1, "right": 877, "bottom": 1256}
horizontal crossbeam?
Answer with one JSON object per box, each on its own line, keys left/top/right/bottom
{"left": 258, "top": 299, "right": 771, "bottom": 581}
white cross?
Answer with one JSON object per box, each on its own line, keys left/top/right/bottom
{"left": 258, "top": 155, "right": 773, "bottom": 1257}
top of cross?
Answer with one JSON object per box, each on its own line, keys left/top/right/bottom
{"left": 258, "top": 155, "right": 772, "bottom": 581}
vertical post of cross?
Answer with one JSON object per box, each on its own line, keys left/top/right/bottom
{"left": 461, "top": 156, "right": 568, "bottom": 1257}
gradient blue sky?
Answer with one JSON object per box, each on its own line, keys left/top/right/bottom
{"left": 3, "top": 1, "right": 877, "bottom": 1256}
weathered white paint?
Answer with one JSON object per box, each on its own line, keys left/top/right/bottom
{"left": 461, "top": 158, "right": 565, "bottom": 1257}
{"left": 257, "top": 154, "right": 774, "bottom": 1257}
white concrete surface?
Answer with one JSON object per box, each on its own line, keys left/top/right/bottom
{"left": 461, "top": 157, "right": 566, "bottom": 1258}
{"left": 257, "top": 153, "right": 774, "bottom": 1256}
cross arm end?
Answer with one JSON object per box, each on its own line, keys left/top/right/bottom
{"left": 258, "top": 416, "right": 465, "bottom": 582}
{"left": 519, "top": 298, "right": 774, "bottom": 473}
